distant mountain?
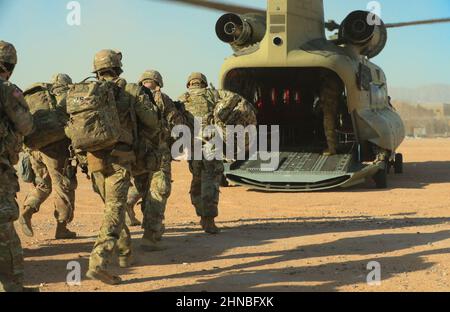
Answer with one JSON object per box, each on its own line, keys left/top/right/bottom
{"left": 389, "top": 84, "right": 450, "bottom": 104}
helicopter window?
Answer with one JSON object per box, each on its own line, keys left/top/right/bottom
{"left": 370, "top": 83, "right": 388, "bottom": 109}
{"left": 224, "top": 68, "right": 354, "bottom": 153}
{"left": 357, "top": 64, "right": 372, "bottom": 91}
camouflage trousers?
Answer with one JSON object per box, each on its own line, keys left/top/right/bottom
{"left": 128, "top": 151, "right": 172, "bottom": 233}
{"left": 189, "top": 159, "right": 224, "bottom": 218}
{"left": 23, "top": 141, "right": 77, "bottom": 223}
{"left": 89, "top": 162, "right": 132, "bottom": 271}
{"left": 321, "top": 77, "right": 342, "bottom": 152}
{"left": 0, "top": 222, "right": 23, "bottom": 292}
{"left": 0, "top": 164, "right": 23, "bottom": 292}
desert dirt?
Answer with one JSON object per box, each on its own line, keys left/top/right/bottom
{"left": 15, "top": 138, "right": 450, "bottom": 292}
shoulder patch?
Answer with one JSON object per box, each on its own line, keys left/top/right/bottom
{"left": 13, "top": 87, "right": 24, "bottom": 100}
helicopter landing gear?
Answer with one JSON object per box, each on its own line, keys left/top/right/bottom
{"left": 394, "top": 153, "right": 403, "bottom": 174}
{"left": 387, "top": 153, "right": 403, "bottom": 174}
{"left": 373, "top": 163, "right": 388, "bottom": 189}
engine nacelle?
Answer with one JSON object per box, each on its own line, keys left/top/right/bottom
{"left": 339, "top": 10, "right": 388, "bottom": 58}
{"left": 215, "top": 13, "right": 266, "bottom": 51}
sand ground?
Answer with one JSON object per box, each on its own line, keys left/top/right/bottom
{"left": 16, "top": 138, "right": 450, "bottom": 292}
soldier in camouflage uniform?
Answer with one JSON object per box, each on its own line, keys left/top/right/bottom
{"left": 0, "top": 41, "right": 34, "bottom": 292}
{"left": 320, "top": 74, "right": 344, "bottom": 156}
{"left": 85, "top": 50, "right": 160, "bottom": 285}
{"left": 19, "top": 74, "right": 77, "bottom": 240}
{"left": 127, "top": 70, "right": 184, "bottom": 251}
{"left": 178, "top": 73, "right": 223, "bottom": 234}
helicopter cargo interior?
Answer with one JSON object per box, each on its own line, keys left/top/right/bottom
{"left": 223, "top": 67, "right": 367, "bottom": 191}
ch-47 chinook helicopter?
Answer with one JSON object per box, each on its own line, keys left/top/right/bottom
{"left": 155, "top": 0, "right": 450, "bottom": 192}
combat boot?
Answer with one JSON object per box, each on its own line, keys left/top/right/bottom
{"left": 323, "top": 147, "right": 337, "bottom": 156}
{"left": 19, "top": 206, "right": 35, "bottom": 237}
{"left": 200, "top": 217, "right": 221, "bottom": 234}
{"left": 323, "top": 134, "right": 337, "bottom": 156}
{"left": 119, "top": 254, "right": 134, "bottom": 268}
{"left": 55, "top": 221, "right": 77, "bottom": 239}
{"left": 140, "top": 229, "right": 167, "bottom": 252}
{"left": 125, "top": 214, "right": 141, "bottom": 227}
{"left": 154, "top": 224, "right": 166, "bottom": 241}
{"left": 126, "top": 203, "right": 141, "bottom": 227}
{"left": 323, "top": 137, "right": 337, "bottom": 156}
{"left": 86, "top": 269, "right": 122, "bottom": 285}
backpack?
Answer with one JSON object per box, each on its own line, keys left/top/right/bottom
{"left": 214, "top": 92, "right": 257, "bottom": 129}
{"left": 65, "top": 81, "right": 122, "bottom": 152}
{"left": 213, "top": 92, "right": 258, "bottom": 158}
{"left": 23, "top": 83, "right": 67, "bottom": 150}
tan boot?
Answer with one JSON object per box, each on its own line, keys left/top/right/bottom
{"left": 154, "top": 224, "right": 165, "bottom": 241}
{"left": 323, "top": 133, "right": 337, "bottom": 156}
{"left": 125, "top": 203, "right": 141, "bottom": 226}
{"left": 55, "top": 221, "right": 77, "bottom": 239}
{"left": 200, "top": 217, "right": 221, "bottom": 234}
{"left": 140, "top": 230, "right": 167, "bottom": 252}
{"left": 119, "top": 255, "right": 134, "bottom": 268}
{"left": 125, "top": 214, "right": 141, "bottom": 227}
{"left": 19, "top": 206, "right": 35, "bottom": 237}
{"left": 86, "top": 269, "right": 122, "bottom": 285}
{"left": 323, "top": 147, "right": 337, "bottom": 156}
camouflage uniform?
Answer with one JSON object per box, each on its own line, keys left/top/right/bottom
{"left": 86, "top": 50, "right": 160, "bottom": 285}
{"left": 20, "top": 74, "right": 77, "bottom": 239}
{"left": 179, "top": 73, "right": 224, "bottom": 234}
{"left": 139, "top": 90, "right": 178, "bottom": 235}
{"left": 321, "top": 74, "right": 344, "bottom": 156}
{"left": 0, "top": 41, "right": 34, "bottom": 292}
{"left": 129, "top": 70, "right": 183, "bottom": 250}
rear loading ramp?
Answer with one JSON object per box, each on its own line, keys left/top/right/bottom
{"left": 224, "top": 151, "right": 380, "bottom": 191}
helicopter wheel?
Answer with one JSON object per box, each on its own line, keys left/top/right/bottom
{"left": 373, "top": 163, "right": 388, "bottom": 189}
{"left": 394, "top": 153, "right": 403, "bottom": 174}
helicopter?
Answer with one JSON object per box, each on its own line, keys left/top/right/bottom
{"left": 154, "top": 0, "right": 450, "bottom": 192}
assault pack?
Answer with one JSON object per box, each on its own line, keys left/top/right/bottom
{"left": 23, "top": 83, "right": 68, "bottom": 150}
{"left": 214, "top": 92, "right": 257, "bottom": 130}
{"left": 65, "top": 81, "right": 122, "bottom": 152}
{"left": 213, "top": 92, "right": 258, "bottom": 158}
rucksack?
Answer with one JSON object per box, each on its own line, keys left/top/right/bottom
{"left": 214, "top": 92, "right": 257, "bottom": 129}
{"left": 23, "top": 83, "right": 67, "bottom": 150}
{"left": 213, "top": 92, "right": 258, "bottom": 157}
{"left": 65, "top": 81, "right": 121, "bottom": 152}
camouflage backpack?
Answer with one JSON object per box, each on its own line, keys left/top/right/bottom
{"left": 180, "top": 88, "right": 217, "bottom": 132}
{"left": 23, "top": 83, "right": 68, "bottom": 150}
{"left": 65, "top": 81, "right": 121, "bottom": 152}
{"left": 214, "top": 92, "right": 257, "bottom": 129}
{"left": 213, "top": 92, "right": 258, "bottom": 157}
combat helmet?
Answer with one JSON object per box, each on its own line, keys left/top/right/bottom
{"left": 139, "top": 70, "right": 164, "bottom": 88}
{"left": 51, "top": 73, "right": 72, "bottom": 86}
{"left": 93, "top": 49, "right": 123, "bottom": 73}
{"left": 186, "top": 72, "right": 207, "bottom": 88}
{"left": 0, "top": 41, "right": 17, "bottom": 74}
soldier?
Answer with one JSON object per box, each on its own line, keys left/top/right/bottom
{"left": 320, "top": 73, "right": 344, "bottom": 156}
{"left": 0, "top": 40, "right": 34, "bottom": 292}
{"left": 19, "top": 73, "right": 77, "bottom": 240}
{"left": 178, "top": 72, "right": 223, "bottom": 234}
{"left": 128, "top": 70, "right": 184, "bottom": 251}
{"left": 85, "top": 50, "right": 160, "bottom": 285}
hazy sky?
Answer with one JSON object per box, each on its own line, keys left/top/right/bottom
{"left": 0, "top": 0, "right": 449, "bottom": 97}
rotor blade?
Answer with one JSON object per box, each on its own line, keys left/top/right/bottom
{"left": 149, "top": 0, "right": 265, "bottom": 14}
{"left": 386, "top": 18, "right": 450, "bottom": 28}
